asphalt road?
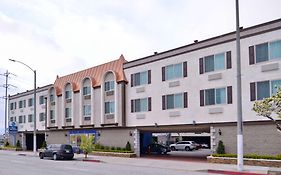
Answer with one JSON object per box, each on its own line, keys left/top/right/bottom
{"left": 0, "top": 151, "right": 211, "bottom": 175}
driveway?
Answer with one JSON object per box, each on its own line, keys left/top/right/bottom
{"left": 142, "top": 149, "right": 213, "bottom": 162}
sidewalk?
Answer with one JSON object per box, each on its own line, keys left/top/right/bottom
{"left": 2, "top": 150, "right": 281, "bottom": 175}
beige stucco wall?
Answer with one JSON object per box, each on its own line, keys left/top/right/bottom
{"left": 212, "top": 123, "right": 281, "bottom": 155}
{"left": 96, "top": 128, "right": 134, "bottom": 148}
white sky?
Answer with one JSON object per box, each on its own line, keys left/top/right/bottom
{"left": 0, "top": 0, "right": 281, "bottom": 134}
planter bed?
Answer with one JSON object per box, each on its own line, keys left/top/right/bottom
{"left": 207, "top": 156, "right": 281, "bottom": 168}
{"left": 0, "top": 147, "right": 23, "bottom": 151}
{"left": 91, "top": 151, "right": 136, "bottom": 158}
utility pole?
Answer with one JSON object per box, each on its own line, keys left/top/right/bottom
{"left": 1, "top": 70, "right": 16, "bottom": 139}
{"left": 235, "top": 0, "right": 244, "bottom": 171}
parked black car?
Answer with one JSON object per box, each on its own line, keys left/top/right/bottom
{"left": 145, "top": 143, "right": 171, "bottom": 155}
{"left": 72, "top": 146, "right": 83, "bottom": 154}
{"left": 39, "top": 144, "right": 74, "bottom": 160}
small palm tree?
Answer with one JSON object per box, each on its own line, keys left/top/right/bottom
{"left": 80, "top": 135, "right": 95, "bottom": 158}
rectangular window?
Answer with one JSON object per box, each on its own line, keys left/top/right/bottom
{"left": 50, "top": 110, "right": 55, "bottom": 120}
{"left": 105, "top": 101, "right": 115, "bottom": 114}
{"left": 39, "top": 113, "right": 45, "bottom": 122}
{"left": 50, "top": 94, "right": 54, "bottom": 102}
{"left": 257, "top": 81, "right": 270, "bottom": 100}
{"left": 39, "top": 96, "right": 44, "bottom": 105}
{"left": 253, "top": 39, "right": 281, "bottom": 63}
{"left": 270, "top": 40, "right": 281, "bottom": 59}
{"left": 23, "top": 100, "right": 26, "bottom": 108}
{"left": 256, "top": 43, "right": 269, "bottom": 63}
{"left": 65, "top": 108, "right": 71, "bottom": 118}
{"left": 131, "top": 70, "right": 151, "bottom": 87}
{"left": 83, "top": 86, "right": 91, "bottom": 95}
{"left": 204, "top": 53, "right": 226, "bottom": 73}
{"left": 28, "top": 114, "right": 33, "bottom": 123}
{"left": 165, "top": 63, "right": 183, "bottom": 81}
{"left": 19, "top": 116, "right": 23, "bottom": 123}
{"left": 10, "top": 103, "right": 14, "bottom": 110}
{"left": 162, "top": 93, "right": 186, "bottom": 110}
{"left": 200, "top": 52, "right": 231, "bottom": 74}
{"left": 251, "top": 80, "right": 281, "bottom": 101}
{"left": 83, "top": 105, "right": 91, "bottom": 116}
{"left": 105, "top": 81, "right": 115, "bottom": 92}
{"left": 205, "top": 89, "right": 215, "bottom": 105}
{"left": 131, "top": 98, "right": 150, "bottom": 113}
{"left": 204, "top": 55, "right": 214, "bottom": 73}
{"left": 19, "top": 101, "right": 23, "bottom": 108}
{"left": 65, "top": 91, "right": 71, "bottom": 99}
{"left": 204, "top": 87, "right": 226, "bottom": 106}
{"left": 10, "top": 116, "right": 16, "bottom": 122}
{"left": 28, "top": 98, "right": 33, "bottom": 107}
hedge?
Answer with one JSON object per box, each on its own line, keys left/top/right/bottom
{"left": 212, "top": 154, "right": 281, "bottom": 160}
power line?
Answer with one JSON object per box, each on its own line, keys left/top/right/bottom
{"left": 0, "top": 70, "right": 16, "bottom": 138}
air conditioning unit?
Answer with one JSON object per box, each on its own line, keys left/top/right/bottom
{"left": 106, "top": 90, "right": 114, "bottom": 96}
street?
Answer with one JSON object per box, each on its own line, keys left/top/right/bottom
{"left": 0, "top": 151, "right": 211, "bottom": 175}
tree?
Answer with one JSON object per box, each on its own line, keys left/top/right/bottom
{"left": 80, "top": 135, "right": 95, "bottom": 158}
{"left": 216, "top": 140, "right": 225, "bottom": 154}
{"left": 252, "top": 88, "right": 281, "bottom": 132}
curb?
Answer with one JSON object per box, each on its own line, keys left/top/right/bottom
{"left": 82, "top": 159, "right": 101, "bottom": 163}
{"left": 206, "top": 169, "right": 267, "bottom": 175}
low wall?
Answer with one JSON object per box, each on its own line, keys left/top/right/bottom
{"left": 207, "top": 156, "right": 281, "bottom": 168}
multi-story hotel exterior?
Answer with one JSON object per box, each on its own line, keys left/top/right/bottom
{"left": 45, "top": 56, "right": 134, "bottom": 149}
{"left": 8, "top": 18, "right": 281, "bottom": 155}
{"left": 8, "top": 84, "right": 52, "bottom": 150}
{"left": 124, "top": 18, "right": 281, "bottom": 156}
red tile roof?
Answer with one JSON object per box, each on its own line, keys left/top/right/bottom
{"left": 53, "top": 55, "right": 127, "bottom": 96}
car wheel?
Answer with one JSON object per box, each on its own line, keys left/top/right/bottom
{"left": 185, "top": 146, "right": 191, "bottom": 151}
{"left": 39, "top": 153, "right": 44, "bottom": 159}
{"left": 53, "top": 153, "right": 57, "bottom": 160}
{"left": 171, "top": 146, "right": 176, "bottom": 151}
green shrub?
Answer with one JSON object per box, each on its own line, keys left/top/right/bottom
{"left": 122, "top": 148, "right": 126, "bottom": 151}
{"left": 111, "top": 146, "right": 115, "bottom": 150}
{"left": 105, "top": 146, "right": 110, "bottom": 150}
{"left": 16, "top": 140, "right": 21, "bottom": 148}
{"left": 116, "top": 147, "right": 121, "bottom": 151}
{"left": 41, "top": 141, "right": 47, "bottom": 149}
{"left": 100, "top": 145, "right": 105, "bottom": 150}
{"left": 5, "top": 142, "right": 9, "bottom": 147}
{"left": 125, "top": 141, "right": 131, "bottom": 151}
{"left": 216, "top": 140, "right": 225, "bottom": 154}
{"left": 95, "top": 143, "right": 101, "bottom": 149}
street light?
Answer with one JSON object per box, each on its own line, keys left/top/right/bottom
{"left": 9, "top": 59, "right": 37, "bottom": 153}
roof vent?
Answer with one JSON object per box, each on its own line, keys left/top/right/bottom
{"left": 154, "top": 52, "right": 158, "bottom": 55}
{"left": 194, "top": 40, "right": 198, "bottom": 43}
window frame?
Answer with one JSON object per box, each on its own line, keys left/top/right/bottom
{"left": 165, "top": 93, "right": 183, "bottom": 110}
{"left": 83, "top": 105, "right": 91, "bottom": 116}
{"left": 105, "top": 101, "right": 115, "bottom": 114}
{"left": 204, "top": 53, "right": 226, "bottom": 73}
{"left": 165, "top": 63, "right": 183, "bottom": 81}
{"left": 65, "top": 108, "right": 71, "bottom": 118}
{"left": 204, "top": 87, "right": 227, "bottom": 106}
{"left": 254, "top": 39, "right": 281, "bottom": 63}
{"left": 255, "top": 79, "right": 281, "bottom": 100}
{"left": 104, "top": 81, "right": 115, "bottom": 92}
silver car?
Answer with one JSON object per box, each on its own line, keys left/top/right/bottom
{"left": 169, "top": 141, "right": 196, "bottom": 151}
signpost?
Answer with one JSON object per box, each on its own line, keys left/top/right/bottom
{"left": 9, "top": 121, "right": 18, "bottom": 146}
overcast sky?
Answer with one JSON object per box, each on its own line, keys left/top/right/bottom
{"left": 0, "top": 0, "right": 281, "bottom": 134}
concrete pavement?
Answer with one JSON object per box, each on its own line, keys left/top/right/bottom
{"left": 1, "top": 150, "right": 281, "bottom": 174}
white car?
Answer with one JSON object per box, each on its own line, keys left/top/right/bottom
{"left": 169, "top": 141, "right": 196, "bottom": 151}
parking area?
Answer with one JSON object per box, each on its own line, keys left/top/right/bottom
{"left": 142, "top": 149, "right": 212, "bottom": 162}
